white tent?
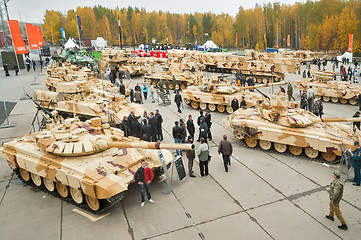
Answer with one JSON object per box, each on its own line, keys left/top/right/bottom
{"left": 64, "top": 38, "right": 79, "bottom": 49}
{"left": 337, "top": 51, "right": 353, "bottom": 62}
{"left": 94, "top": 37, "right": 107, "bottom": 48}
{"left": 200, "top": 40, "right": 219, "bottom": 50}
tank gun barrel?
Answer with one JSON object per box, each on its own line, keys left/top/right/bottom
{"left": 240, "top": 81, "right": 286, "bottom": 90}
{"left": 314, "top": 117, "right": 361, "bottom": 123}
{"left": 107, "top": 141, "right": 194, "bottom": 150}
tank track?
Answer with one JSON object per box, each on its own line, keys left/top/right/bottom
{"left": 14, "top": 169, "right": 124, "bottom": 215}
{"left": 239, "top": 139, "right": 340, "bottom": 164}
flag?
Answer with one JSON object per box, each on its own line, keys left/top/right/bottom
{"left": 25, "top": 23, "right": 38, "bottom": 50}
{"left": 264, "top": 33, "right": 267, "bottom": 48}
{"left": 8, "top": 20, "right": 28, "bottom": 54}
{"left": 287, "top": 34, "right": 290, "bottom": 47}
{"left": 36, "top": 26, "right": 44, "bottom": 47}
{"left": 61, "top": 27, "right": 66, "bottom": 39}
{"left": 76, "top": 15, "right": 83, "bottom": 38}
{"left": 348, "top": 33, "right": 353, "bottom": 52}
{"left": 170, "top": 35, "right": 173, "bottom": 44}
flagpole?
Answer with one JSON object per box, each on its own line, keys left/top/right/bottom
{"left": 76, "top": 15, "right": 82, "bottom": 49}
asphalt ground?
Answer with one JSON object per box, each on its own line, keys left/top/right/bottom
{"left": 0, "top": 63, "right": 360, "bottom": 240}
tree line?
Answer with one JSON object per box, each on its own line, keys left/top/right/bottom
{"left": 42, "top": 0, "right": 361, "bottom": 54}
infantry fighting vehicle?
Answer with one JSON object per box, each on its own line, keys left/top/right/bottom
{"left": 225, "top": 93, "right": 361, "bottom": 162}
{"left": 0, "top": 116, "right": 193, "bottom": 213}
{"left": 182, "top": 80, "right": 285, "bottom": 113}
{"left": 295, "top": 71, "right": 360, "bottom": 105}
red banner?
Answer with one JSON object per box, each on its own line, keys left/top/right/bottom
{"left": 8, "top": 20, "right": 28, "bottom": 54}
{"left": 348, "top": 33, "right": 353, "bottom": 52}
{"left": 26, "top": 23, "right": 39, "bottom": 50}
{"left": 36, "top": 26, "right": 44, "bottom": 47}
{"left": 287, "top": 34, "right": 290, "bottom": 47}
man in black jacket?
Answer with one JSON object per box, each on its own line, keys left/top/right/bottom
{"left": 198, "top": 118, "right": 208, "bottom": 142}
{"left": 231, "top": 97, "right": 239, "bottom": 112}
{"left": 140, "top": 119, "right": 152, "bottom": 141}
{"left": 155, "top": 109, "right": 163, "bottom": 141}
{"left": 148, "top": 112, "right": 158, "bottom": 142}
{"left": 205, "top": 110, "right": 212, "bottom": 140}
{"left": 172, "top": 121, "right": 183, "bottom": 156}
{"left": 119, "top": 80, "right": 126, "bottom": 95}
{"left": 187, "top": 115, "right": 195, "bottom": 138}
{"left": 197, "top": 111, "right": 204, "bottom": 126}
{"left": 174, "top": 90, "right": 182, "bottom": 113}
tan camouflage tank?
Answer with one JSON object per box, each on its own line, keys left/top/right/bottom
{"left": 224, "top": 93, "right": 361, "bottom": 162}
{"left": 182, "top": 79, "right": 285, "bottom": 113}
{"left": 295, "top": 70, "right": 360, "bottom": 105}
{"left": 0, "top": 116, "right": 193, "bottom": 213}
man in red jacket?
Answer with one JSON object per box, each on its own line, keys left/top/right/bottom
{"left": 134, "top": 160, "right": 154, "bottom": 206}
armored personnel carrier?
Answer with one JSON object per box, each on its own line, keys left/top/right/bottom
{"left": 225, "top": 93, "right": 361, "bottom": 162}
{"left": 295, "top": 71, "right": 360, "bottom": 105}
{"left": 52, "top": 49, "right": 94, "bottom": 65}
{"left": 182, "top": 80, "right": 285, "bottom": 113}
{"left": 0, "top": 116, "right": 193, "bottom": 213}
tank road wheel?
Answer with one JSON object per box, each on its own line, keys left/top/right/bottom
{"left": 256, "top": 78, "right": 262, "bottom": 84}
{"left": 175, "top": 84, "right": 180, "bottom": 90}
{"left": 151, "top": 80, "right": 157, "bottom": 87}
{"left": 245, "top": 136, "right": 258, "bottom": 148}
{"left": 322, "top": 96, "right": 330, "bottom": 102}
{"left": 30, "top": 173, "right": 42, "bottom": 187}
{"left": 56, "top": 182, "right": 69, "bottom": 198}
{"left": 86, "top": 195, "right": 102, "bottom": 211}
{"left": 274, "top": 143, "right": 287, "bottom": 153}
{"left": 259, "top": 140, "right": 272, "bottom": 150}
{"left": 191, "top": 101, "right": 199, "bottom": 109}
{"left": 322, "top": 152, "right": 337, "bottom": 162}
{"left": 70, "top": 187, "right": 84, "bottom": 204}
{"left": 168, "top": 83, "right": 174, "bottom": 90}
{"left": 217, "top": 105, "right": 226, "bottom": 113}
{"left": 19, "top": 168, "right": 30, "bottom": 182}
{"left": 339, "top": 98, "right": 348, "bottom": 104}
{"left": 289, "top": 146, "right": 303, "bottom": 156}
{"left": 199, "top": 102, "right": 207, "bottom": 110}
{"left": 349, "top": 99, "right": 358, "bottom": 105}
{"left": 226, "top": 106, "right": 234, "bottom": 114}
{"left": 44, "top": 178, "right": 55, "bottom": 192}
{"left": 331, "top": 97, "right": 339, "bottom": 103}
{"left": 315, "top": 95, "right": 321, "bottom": 100}
{"left": 180, "top": 83, "right": 187, "bottom": 90}
{"left": 262, "top": 78, "right": 268, "bottom": 84}
{"left": 208, "top": 103, "right": 216, "bottom": 112}
{"left": 184, "top": 98, "right": 191, "bottom": 105}
{"left": 304, "top": 148, "right": 318, "bottom": 159}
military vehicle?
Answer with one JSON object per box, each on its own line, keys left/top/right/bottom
{"left": 225, "top": 93, "right": 361, "bottom": 162}
{"left": 295, "top": 71, "right": 360, "bottom": 105}
{"left": 52, "top": 49, "right": 94, "bottom": 65}
{"left": 182, "top": 80, "right": 286, "bottom": 113}
{"left": 0, "top": 116, "right": 193, "bottom": 213}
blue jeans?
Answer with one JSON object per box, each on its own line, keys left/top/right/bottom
{"left": 354, "top": 167, "right": 361, "bottom": 185}
{"left": 150, "top": 92, "right": 155, "bottom": 102}
{"left": 222, "top": 155, "right": 230, "bottom": 172}
{"left": 174, "top": 138, "right": 183, "bottom": 156}
{"left": 140, "top": 183, "right": 151, "bottom": 202}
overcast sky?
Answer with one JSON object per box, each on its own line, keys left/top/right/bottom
{"left": 7, "top": 0, "right": 303, "bottom": 23}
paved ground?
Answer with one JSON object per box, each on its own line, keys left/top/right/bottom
{"left": 0, "top": 64, "right": 360, "bottom": 240}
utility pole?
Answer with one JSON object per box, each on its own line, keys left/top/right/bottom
{"left": 0, "top": 0, "right": 10, "bottom": 49}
